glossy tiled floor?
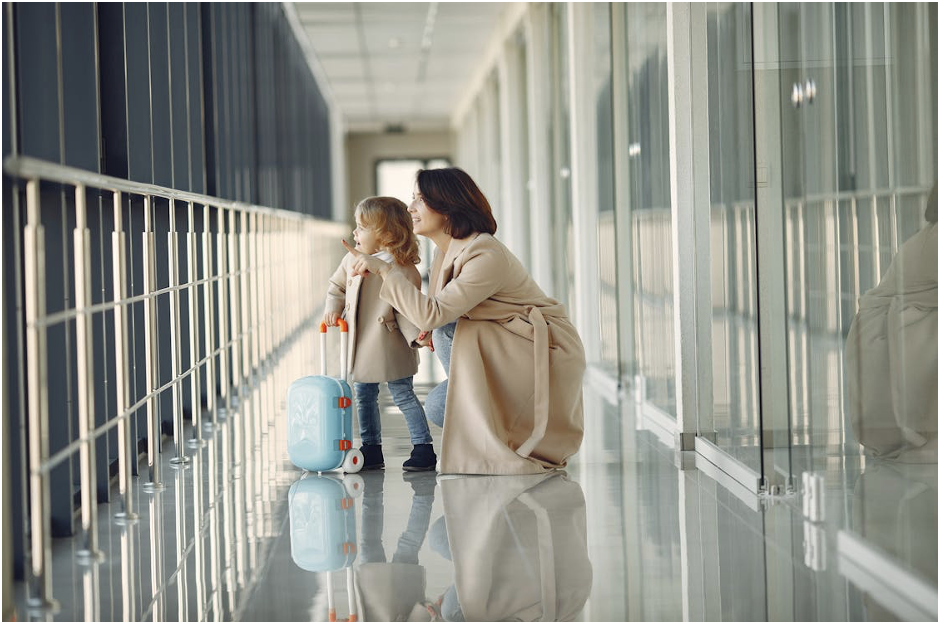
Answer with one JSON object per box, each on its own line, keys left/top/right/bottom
{"left": 13, "top": 367, "right": 938, "bottom": 621}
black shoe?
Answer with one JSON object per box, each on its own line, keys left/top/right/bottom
{"left": 359, "top": 444, "right": 385, "bottom": 470}
{"left": 402, "top": 444, "right": 437, "bottom": 472}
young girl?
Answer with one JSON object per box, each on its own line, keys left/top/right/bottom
{"left": 322, "top": 196, "right": 436, "bottom": 471}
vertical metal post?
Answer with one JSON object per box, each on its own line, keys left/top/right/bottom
{"left": 249, "top": 212, "right": 260, "bottom": 373}
{"left": 254, "top": 213, "right": 268, "bottom": 436}
{"left": 24, "top": 179, "right": 58, "bottom": 612}
{"left": 228, "top": 209, "right": 242, "bottom": 408}
{"left": 141, "top": 195, "right": 164, "bottom": 492}
{"left": 201, "top": 205, "right": 216, "bottom": 429}
{"left": 73, "top": 183, "right": 104, "bottom": 562}
{"left": 239, "top": 210, "right": 251, "bottom": 386}
{"left": 168, "top": 199, "right": 189, "bottom": 467}
{"left": 216, "top": 207, "right": 230, "bottom": 417}
{"left": 187, "top": 201, "right": 205, "bottom": 447}
{"left": 111, "top": 192, "right": 138, "bottom": 523}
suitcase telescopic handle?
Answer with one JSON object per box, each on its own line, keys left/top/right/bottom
{"left": 319, "top": 319, "right": 349, "bottom": 381}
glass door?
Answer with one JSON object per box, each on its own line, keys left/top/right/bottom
{"left": 760, "top": 2, "right": 937, "bottom": 484}
{"left": 704, "top": 2, "right": 764, "bottom": 477}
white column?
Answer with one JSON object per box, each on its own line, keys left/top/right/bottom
{"left": 666, "top": 2, "right": 712, "bottom": 448}
{"left": 567, "top": 2, "right": 601, "bottom": 362}
{"left": 497, "top": 39, "right": 531, "bottom": 268}
{"left": 524, "top": 5, "right": 554, "bottom": 295}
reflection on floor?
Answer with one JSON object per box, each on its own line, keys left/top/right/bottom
{"left": 12, "top": 379, "right": 938, "bottom": 621}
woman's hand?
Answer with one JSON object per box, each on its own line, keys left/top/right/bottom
{"left": 416, "top": 330, "right": 434, "bottom": 352}
{"left": 342, "top": 239, "right": 391, "bottom": 278}
{"left": 322, "top": 311, "right": 340, "bottom": 327}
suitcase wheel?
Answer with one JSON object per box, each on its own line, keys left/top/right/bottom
{"left": 342, "top": 448, "right": 364, "bottom": 474}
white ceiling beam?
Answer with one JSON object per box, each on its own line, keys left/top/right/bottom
{"left": 282, "top": 2, "right": 340, "bottom": 116}
{"left": 451, "top": 2, "right": 528, "bottom": 130}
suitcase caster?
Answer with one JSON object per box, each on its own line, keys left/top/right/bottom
{"left": 342, "top": 474, "right": 364, "bottom": 498}
{"left": 342, "top": 448, "right": 364, "bottom": 474}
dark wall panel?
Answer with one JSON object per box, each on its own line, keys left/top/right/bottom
{"left": 148, "top": 3, "right": 172, "bottom": 188}
{"left": 169, "top": 3, "right": 190, "bottom": 190}
{"left": 187, "top": 4, "right": 206, "bottom": 195}
{"left": 124, "top": 2, "right": 153, "bottom": 183}
{"left": 98, "top": 3, "right": 128, "bottom": 179}
{"left": 60, "top": 4, "right": 101, "bottom": 172}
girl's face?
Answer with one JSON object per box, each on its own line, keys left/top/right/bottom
{"left": 353, "top": 215, "right": 380, "bottom": 255}
{"left": 408, "top": 183, "right": 447, "bottom": 238}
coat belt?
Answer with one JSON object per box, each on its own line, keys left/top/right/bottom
{"left": 515, "top": 306, "right": 550, "bottom": 459}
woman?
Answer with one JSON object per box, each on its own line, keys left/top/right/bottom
{"left": 342, "top": 167, "right": 586, "bottom": 475}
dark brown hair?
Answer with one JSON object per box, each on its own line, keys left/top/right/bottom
{"left": 355, "top": 196, "right": 420, "bottom": 265}
{"left": 415, "top": 167, "right": 497, "bottom": 239}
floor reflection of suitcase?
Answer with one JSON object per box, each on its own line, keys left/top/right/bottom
{"left": 287, "top": 320, "right": 363, "bottom": 473}
{"left": 289, "top": 473, "right": 362, "bottom": 622}
{"left": 288, "top": 473, "right": 363, "bottom": 572}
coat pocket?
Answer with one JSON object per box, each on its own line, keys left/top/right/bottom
{"left": 376, "top": 315, "right": 398, "bottom": 332}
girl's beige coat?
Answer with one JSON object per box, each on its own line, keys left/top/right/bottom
{"left": 325, "top": 253, "right": 422, "bottom": 383}
{"left": 380, "top": 233, "right": 586, "bottom": 474}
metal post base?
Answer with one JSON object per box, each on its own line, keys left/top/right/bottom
{"left": 114, "top": 511, "right": 139, "bottom": 524}
{"left": 142, "top": 481, "right": 165, "bottom": 493}
{"left": 26, "top": 596, "right": 60, "bottom": 615}
{"left": 170, "top": 455, "right": 191, "bottom": 467}
{"left": 76, "top": 549, "right": 106, "bottom": 565}
{"left": 187, "top": 438, "right": 207, "bottom": 448}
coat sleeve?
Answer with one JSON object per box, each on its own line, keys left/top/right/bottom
{"left": 380, "top": 243, "right": 507, "bottom": 330}
{"left": 324, "top": 255, "right": 349, "bottom": 316}
{"left": 392, "top": 265, "right": 424, "bottom": 346}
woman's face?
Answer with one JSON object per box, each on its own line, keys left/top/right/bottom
{"left": 409, "top": 182, "right": 447, "bottom": 238}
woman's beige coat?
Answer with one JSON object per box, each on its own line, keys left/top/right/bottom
{"left": 380, "top": 233, "right": 586, "bottom": 474}
{"left": 325, "top": 252, "right": 422, "bottom": 383}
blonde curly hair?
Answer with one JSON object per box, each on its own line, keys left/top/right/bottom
{"left": 355, "top": 196, "right": 421, "bottom": 266}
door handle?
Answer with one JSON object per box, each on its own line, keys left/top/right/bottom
{"left": 804, "top": 79, "right": 817, "bottom": 104}
{"left": 791, "top": 82, "right": 804, "bottom": 108}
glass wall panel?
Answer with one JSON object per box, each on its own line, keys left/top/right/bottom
{"left": 621, "top": 3, "right": 674, "bottom": 418}
{"left": 706, "top": 4, "right": 762, "bottom": 471}
{"left": 768, "top": 4, "right": 936, "bottom": 586}
{"left": 549, "top": 3, "right": 573, "bottom": 307}
{"left": 776, "top": 3, "right": 936, "bottom": 480}
{"left": 592, "top": 3, "right": 618, "bottom": 377}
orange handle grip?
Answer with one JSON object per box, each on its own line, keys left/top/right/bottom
{"left": 319, "top": 319, "right": 349, "bottom": 333}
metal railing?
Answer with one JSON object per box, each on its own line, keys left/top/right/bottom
{"left": 3, "top": 155, "right": 347, "bottom": 611}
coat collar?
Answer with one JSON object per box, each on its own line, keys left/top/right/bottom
{"left": 431, "top": 232, "right": 481, "bottom": 296}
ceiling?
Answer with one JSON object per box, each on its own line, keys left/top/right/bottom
{"left": 292, "top": 2, "right": 509, "bottom": 133}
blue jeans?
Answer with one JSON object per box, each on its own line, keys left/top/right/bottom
{"left": 355, "top": 376, "right": 433, "bottom": 446}
{"left": 425, "top": 321, "right": 457, "bottom": 428}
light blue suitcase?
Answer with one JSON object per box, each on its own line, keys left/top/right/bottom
{"left": 287, "top": 320, "right": 363, "bottom": 473}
